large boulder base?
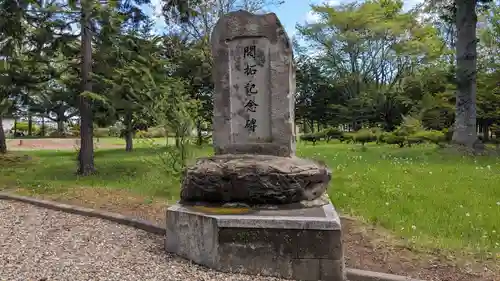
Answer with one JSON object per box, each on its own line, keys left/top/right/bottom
{"left": 180, "top": 154, "right": 331, "bottom": 205}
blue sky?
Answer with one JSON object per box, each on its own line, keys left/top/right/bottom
{"left": 142, "top": 0, "right": 424, "bottom": 37}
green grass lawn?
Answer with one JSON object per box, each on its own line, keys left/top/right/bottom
{"left": 1, "top": 141, "right": 499, "bottom": 255}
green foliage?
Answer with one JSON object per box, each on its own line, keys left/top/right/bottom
{"left": 413, "top": 130, "right": 446, "bottom": 146}
{"left": 491, "top": 124, "right": 500, "bottom": 139}
{"left": 14, "top": 122, "right": 39, "bottom": 133}
{"left": 352, "top": 129, "right": 377, "bottom": 146}
{"left": 396, "top": 115, "right": 425, "bottom": 136}
{"left": 300, "top": 132, "right": 323, "bottom": 145}
{"left": 442, "top": 128, "right": 454, "bottom": 143}
{"left": 382, "top": 133, "right": 407, "bottom": 148}
{"left": 93, "top": 128, "right": 109, "bottom": 138}
{"left": 136, "top": 127, "right": 167, "bottom": 139}
{"left": 108, "top": 124, "right": 124, "bottom": 137}
{"left": 340, "top": 133, "right": 355, "bottom": 143}
{"left": 322, "top": 127, "right": 343, "bottom": 142}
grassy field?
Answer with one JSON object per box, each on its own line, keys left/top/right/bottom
{"left": 0, "top": 141, "right": 499, "bottom": 256}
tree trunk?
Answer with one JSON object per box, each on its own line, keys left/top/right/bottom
{"left": 483, "top": 121, "right": 489, "bottom": 142}
{"left": 452, "top": 0, "right": 478, "bottom": 148}
{"left": 175, "top": 130, "right": 180, "bottom": 148}
{"left": 77, "top": 1, "right": 95, "bottom": 175}
{"left": 28, "top": 113, "right": 33, "bottom": 136}
{"left": 124, "top": 112, "right": 133, "bottom": 152}
{"left": 196, "top": 120, "right": 203, "bottom": 146}
{"left": 41, "top": 116, "right": 45, "bottom": 137}
{"left": 13, "top": 118, "right": 17, "bottom": 136}
{"left": 57, "top": 119, "right": 64, "bottom": 135}
{"left": 0, "top": 115, "right": 7, "bottom": 154}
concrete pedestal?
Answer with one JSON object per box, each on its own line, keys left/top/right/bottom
{"left": 165, "top": 202, "right": 345, "bottom": 281}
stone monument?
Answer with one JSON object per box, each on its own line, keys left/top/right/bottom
{"left": 166, "top": 10, "right": 345, "bottom": 281}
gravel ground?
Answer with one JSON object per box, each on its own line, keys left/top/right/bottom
{"left": 0, "top": 200, "right": 288, "bottom": 281}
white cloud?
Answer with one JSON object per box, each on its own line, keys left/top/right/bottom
{"left": 150, "top": 0, "right": 163, "bottom": 18}
{"left": 305, "top": 0, "right": 341, "bottom": 24}
{"left": 305, "top": 10, "right": 320, "bottom": 23}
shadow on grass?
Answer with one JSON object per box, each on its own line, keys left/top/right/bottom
{"left": 22, "top": 158, "right": 154, "bottom": 183}
{"left": 26, "top": 146, "right": 167, "bottom": 159}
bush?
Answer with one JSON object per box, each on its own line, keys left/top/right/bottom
{"left": 491, "top": 124, "right": 500, "bottom": 139}
{"left": 48, "top": 131, "right": 69, "bottom": 138}
{"left": 135, "top": 130, "right": 150, "bottom": 139}
{"left": 340, "top": 133, "right": 355, "bottom": 143}
{"left": 34, "top": 124, "right": 51, "bottom": 137}
{"left": 93, "top": 128, "right": 109, "bottom": 138}
{"left": 413, "top": 130, "right": 446, "bottom": 146}
{"left": 108, "top": 125, "right": 124, "bottom": 137}
{"left": 13, "top": 121, "right": 40, "bottom": 134}
{"left": 369, "top": 127, "right": 384, "bottom": 143}
{"left": 321, "top": 128, "right": 343, "bottom": 142}
{"left": 398, "top": 115, "right": 424, "bottom": 136}
{"left": 383, "top": 133, "right": 406, "bottom": 148}
{"left": 406, "top": 136, "right": 424, "bottom": 147}
{"left": 68, "top": 123, "right": 80, "bottom": 137}
{"left": 442, "top": 128, "right": 453, "bottom": 142}
{"left": 300, "top": 132, "right": 324, "bottom": 145}
{"left": 148, "top": 127, "right": 167, "bottom": 138}
{"left": 353, "top": 129, "right": 377, "bottom": 146}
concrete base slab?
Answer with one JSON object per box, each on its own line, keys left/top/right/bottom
{"left": 165, "top": 201, "right": 345, "bottom": 281}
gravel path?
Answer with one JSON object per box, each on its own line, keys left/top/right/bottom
{"left": 0, "top": 200, "right": 287, "bottom": 281}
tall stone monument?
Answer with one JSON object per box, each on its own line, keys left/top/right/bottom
{"left": 166, "top": 10, "right": 345, "bottom": 281}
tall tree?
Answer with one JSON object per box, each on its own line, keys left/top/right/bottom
{"left": 453, "top": 0, "right": 479, "bottom": 147}
{"left": 425, "top": 0, "right": 493, "bottom": 147}
{"left": 298, "top": 0, "right": 443, "bottom": 130}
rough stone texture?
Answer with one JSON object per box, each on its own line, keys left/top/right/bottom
{"left": 166, "top": 203, "right": 345, "bottom": 281}
{"left": 211, "top": 10, "right": 296, "bottom": 157}
{"left": 180, "top": 154, "right": 331, "bottom": 204}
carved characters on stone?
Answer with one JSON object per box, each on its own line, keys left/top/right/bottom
{"left": 240, "top": 43, "right": 260, "bottom": 132}
{"left": 211, "top": 10, "right": 296, "bottom": 157}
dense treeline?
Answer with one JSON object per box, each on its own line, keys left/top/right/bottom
{"left": 295, "top": 0, "right": 500, "bottom": 144}
{"left": 0, "top": 0, "right": 499, "bottom": 175}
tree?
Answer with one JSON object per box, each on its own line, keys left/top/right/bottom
{"left": 452, "top": 0, "right": 480, "bottom": 147}
{"left": 96, "top": 30, "right": 168, "bottom": 151}
{"left": 425, "top": 0, "right": 493, "bottom": 147}
{"left": 297, "top": 0, "right": 443, "bottom": 130}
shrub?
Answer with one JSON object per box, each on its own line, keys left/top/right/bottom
{"left": 369, "top": 127, "right": 384, "bottom": 144}
{"left": 35, "top": 124, "right": 51, "bottom": 137}
{"left": 135, "top": 130, "right": 150, "bottom": 139}
{"left": 340, "top": 133, "right": 355, "bottom": 143}
{"left": 93, "top": 128, "right": 109, "bottom": 138}
{"left": 353, "top": 129, "right": 377, "bottom": 146}
{"left": 148, "top": 127, "right": 167, "bottom": 138}
{"left": 491, "top": 124, "right": 500, "bottom": 139}
{"left": 314, "top": 130, "right": 326, "bottom": 140}
{"left": 442, "top": 128, "right": 453, "bottom": 142}
{"left": 398, "top": 115, "right": 424, "bottom": 136}
{"left": 300, "top": 133, "right": 323, "bottom": 145}
{"left": 406, "top": 136, "right": 424, "bottom": 147}
{"left": 383, "top": 133, "right": 406, "bottom": 148}
{"left": 378, "top": 132, "right": 391, "bottom": 143}
{"left": 13, "top": 121, "right": 40, "bottom": 134}
{"left": 322, "top": 128, "right": 343, "bottom": 142}
{"left": 108, "top": 125, "right": 124, "bottom": 137}
{"left": 48, "top": 131, "right": 69, "bottom": 138}
{"left": 68, "top": 123, "right": 80, "bottom": 137}
{"left": 413, "top": 130, "right": 446, "bottom": 146}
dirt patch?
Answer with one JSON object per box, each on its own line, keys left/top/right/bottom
{"left": 6, "top": 138, "right": 122, "bottom": 150}
{"left": 12, "top": 187, "right": 499, "bottom": 281}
